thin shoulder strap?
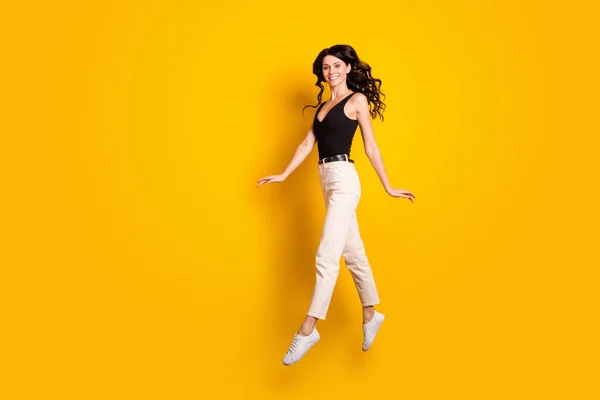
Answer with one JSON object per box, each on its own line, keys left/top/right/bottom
{"left": 314, "top": 101, "right": 326, "bottom": 120}
{"left": 343, "top": 91, "right": 358, "bottom": 102}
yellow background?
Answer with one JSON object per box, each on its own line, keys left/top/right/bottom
{"left": 2, "top": 0, "right": 599, "bottom": 399}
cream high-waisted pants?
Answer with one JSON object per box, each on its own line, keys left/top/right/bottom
{"left": 307, "top": 160, "right": 380, "bottom": 320}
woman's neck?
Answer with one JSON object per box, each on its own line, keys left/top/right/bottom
{"left": 329, "top": 85, "right": 351, "bottom": 101}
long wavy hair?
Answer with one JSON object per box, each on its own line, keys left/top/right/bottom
{"left": 303, "top": 44, "right": 386, "bottom": 121}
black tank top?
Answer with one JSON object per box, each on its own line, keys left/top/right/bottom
{"left": 313, "top": 92, "right": 359, "bottom": 159}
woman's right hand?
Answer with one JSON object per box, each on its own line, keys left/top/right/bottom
{"left": 256, "top": 174, "right": 286, "bottom": 187}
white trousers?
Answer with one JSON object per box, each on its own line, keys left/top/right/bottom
{"left": 307, "top": 160, "right": 380, "bottom": 320}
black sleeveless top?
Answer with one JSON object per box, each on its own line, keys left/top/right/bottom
{"left": 313, "top": 92, "right": 359, "bottom": 159}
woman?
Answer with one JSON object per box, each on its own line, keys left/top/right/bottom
{"left": 257, "top": 44, "right": 415, "bottom": 366}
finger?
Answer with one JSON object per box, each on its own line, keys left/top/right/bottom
{"left": 258, "top": 177, "right": 274, "bottom": 184}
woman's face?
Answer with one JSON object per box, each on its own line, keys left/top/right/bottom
{"left": 322, "top": 55, "right": 351, "bottom": 88}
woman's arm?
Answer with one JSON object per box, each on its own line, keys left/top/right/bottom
{"left": 354, "top": 94, "right": 415, "bottom": 201}
{"left": 257, "top": 126, "right": 316, "bottom": 187}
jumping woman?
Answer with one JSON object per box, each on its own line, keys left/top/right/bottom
{"left": 257, "top": 44, "right": 415, "bottom": 366}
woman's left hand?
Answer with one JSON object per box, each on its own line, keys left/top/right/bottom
{"left": 386, "top": 187, "right": 415, "bottom": 202}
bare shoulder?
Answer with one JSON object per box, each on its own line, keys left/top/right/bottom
{"left": 347, "top": 92, "right": 370, "bottom": 119}
{"left": 350, "top": 92, "right": 369, "bottom": 105}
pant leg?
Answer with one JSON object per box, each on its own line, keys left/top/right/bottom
{"left": 342, "top": 212, "right": 380, "bottom": 307}
{"left": 307, "top": 163, "right": 360, "bottom": 320}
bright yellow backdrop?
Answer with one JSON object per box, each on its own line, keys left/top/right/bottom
{"left": 2, "top": 0, "right": 599, "bottom": 399}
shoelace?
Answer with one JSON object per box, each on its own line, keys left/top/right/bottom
{"left": 288, "top": 336, "right": 301, "bottom": 353}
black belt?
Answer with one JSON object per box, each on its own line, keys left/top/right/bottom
{"left": 318, "top": 154, "right": 354, "bottom": 165}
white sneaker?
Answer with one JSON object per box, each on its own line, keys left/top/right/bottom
{"left": 362, "top": 310, "right": 385, "bottom": 351}
{"left": 282, "top": 329, "right": 320, "bottom": 366}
